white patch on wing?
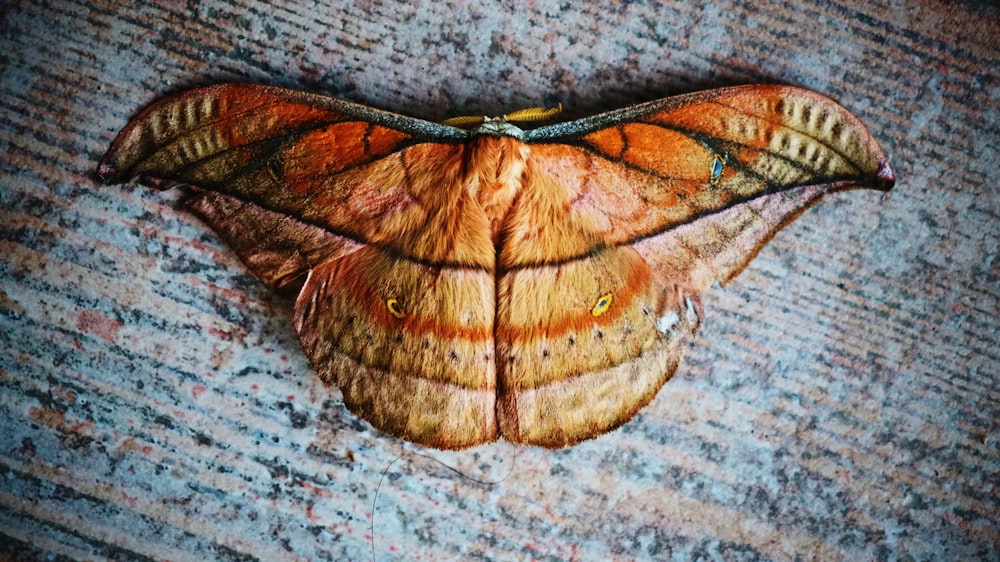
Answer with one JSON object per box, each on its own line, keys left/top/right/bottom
{"left": 684, "top": 296, "right": 698, "bottom": 321}
{"left": 657, "top": 311, "right": 680, "bottom": 334}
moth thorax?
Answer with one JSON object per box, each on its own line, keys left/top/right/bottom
{"left": 465, "top": 136, "right": 529, "bottom": 238}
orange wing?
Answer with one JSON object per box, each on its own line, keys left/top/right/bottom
{"left": 100, "top": 84, "right": 502, "bottom": 449}
{"left": 100, "top": 83, "right": 893, "bottom": 449}
{"left": 493, "top": 85, "right": 893, "bottom": 446}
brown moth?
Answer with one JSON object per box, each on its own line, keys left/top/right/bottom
{"left": 100, "top": 83, "right": 894, "bottom": 449}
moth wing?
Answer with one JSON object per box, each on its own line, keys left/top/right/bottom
{"left": 99, "top": 84, "right": 499, "bottom": 449}
{"left": 524, "top": 84, "right": 894, "bottom": 290}
{"left": 496, "top": 85, "right": 893, "bottom": 447}
{"left": 99, "top": 83, "right": 482, "bottom": 278}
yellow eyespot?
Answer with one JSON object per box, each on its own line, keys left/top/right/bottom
{"left": 591, "top": 293, "right": 613, "bottom": 317}
{"left": 710, "top": 154, "right": 725, "bottom": 184}
{"left": 386, "top": 298, "right": 406, "bottom": 319}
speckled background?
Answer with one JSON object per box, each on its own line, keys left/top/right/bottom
{"left": 1, "top": 1, "right": 997, "bottom": 560}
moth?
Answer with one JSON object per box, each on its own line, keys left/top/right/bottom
{"left": 99, "top": 83, "right": 894, "bottom": 449}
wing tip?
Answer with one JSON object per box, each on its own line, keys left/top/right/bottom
{"left": 96, "top": 158, "right": 120, "bottom": 183}
{"left": 875, "top": 158, "right": 896, "bottom": 191}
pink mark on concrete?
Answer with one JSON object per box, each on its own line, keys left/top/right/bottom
{"left": 192, "top": 384, "right": 207, "bottom": 399}
{"left": 75, "top": 309, "right": 123, "bottom": 343}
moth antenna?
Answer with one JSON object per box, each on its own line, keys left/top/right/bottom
{"left": 442, "top": 103, "right": 562, "bottom": 128}
{"left": 503, "top": 103, "right": 562, "bottom": 123}
{"left": 442, "top": 114, "right": 487, "bottom": 127}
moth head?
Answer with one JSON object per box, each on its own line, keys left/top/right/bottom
{"left": 473, "top": 118, "right": 526, "bottom": 138}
